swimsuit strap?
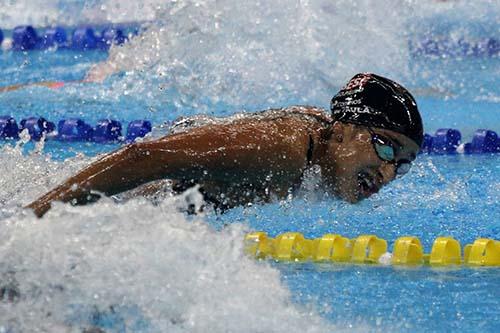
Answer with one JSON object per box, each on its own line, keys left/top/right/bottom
{"left": 306, "top": 134, "right": 314, "bottom": 165}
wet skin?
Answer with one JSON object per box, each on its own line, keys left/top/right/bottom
{"left": 26, "top": 107, "right": 420, "bottom": 217}
{"left": 320, "top": 122, "right": 420, "bottom": 203}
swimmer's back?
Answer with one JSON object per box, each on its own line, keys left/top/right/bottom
{"left": 159, "top": 105, "right": 332, "bottom": 211}
{"left": 169, "top": 105, "right": 332, "bottom": 135}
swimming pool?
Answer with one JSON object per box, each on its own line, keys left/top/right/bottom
{"left": 0, "top": 1, "right": 499, "bottom": 332}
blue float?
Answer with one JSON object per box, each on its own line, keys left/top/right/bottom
{"left": 410, "top": 37, "right": 499, "bottom": 58}
{"left": 57, "top": 119, "right": 93, "bottom": 141}
{"left": 126, "top": 120, "right": 152, "bottom": 142}
{"left": 72, "top": 27, "right": 98, "bottom": 50}
{"left": 486, "top": 38, "right": 500, "bottom": 57}
{"left": 100, "top": 28, "right": 127, "bottom": 49}
{"left": 456, "top": 38, "right": 471, "bottom": 56}
{"left": 464, "top": 129, "right": 499, "bottom": 154}
{"left": 0, "top": 29, "right": 3, "bottom": 47}
{"left": 0, "top": 116, "right": 19, "bottom": 139}
{"left": 93, "top": 119, "right": 122, "bottom": 142}
{"left": 40, "top": 26, "right": 67, "bottom": 49}
{"left": 421, "top": 39, "right": 441, "bottom": 56}
{"left": 20, "top": 117, "right": 55, "bottom": 141}
{"left": 420, "top": 133, "right": 433, "bottom": 154}
{"left": 471, "top": 40, "right": 491, "bottom": 57}
{"left": 12, "top": 25, "right": 39, "bottom": 51}
{"left": 431, "top": 128, "right": 461, "bottom": 154}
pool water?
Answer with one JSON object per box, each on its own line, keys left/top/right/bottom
{"left": 1, "top": 1, "right": 499, "bottom": 332}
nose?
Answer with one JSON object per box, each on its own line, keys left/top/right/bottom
{"left": 378, "top": 162, "right": 396, "bottom": 184}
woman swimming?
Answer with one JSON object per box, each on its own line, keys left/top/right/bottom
{"left": 27, "top": 73, "right": 423, "bottom": 217}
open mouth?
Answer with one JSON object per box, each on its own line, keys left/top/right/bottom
{"left": 357, "top": 171, "right": 380, "bottom": 198}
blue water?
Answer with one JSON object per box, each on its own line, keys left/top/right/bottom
{"left": 1, "top": 14, "right": 499, "bottom": 333}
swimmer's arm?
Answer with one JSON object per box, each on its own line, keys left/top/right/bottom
{"left": 0, "top": 62, "right": 116, "bottom": 93}
{"left": 26, "top": 120, "right": 312, "bottom": 217}
{"left": 0, "top": 81, "right": 76, "bottom": 93}
{"left": 84, "top": 61, "right": 120, "bottom": 83}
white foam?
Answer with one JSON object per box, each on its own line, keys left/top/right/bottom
{"left": 378, "top": 252, "right": 393, "bottom": 266}
{"left": 103, "top": 0, "right": 411, "bottom": 111}
{"left": 97, "top": 0, "right": 498, "bottom": 112}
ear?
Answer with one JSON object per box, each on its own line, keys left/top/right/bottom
{"left": 330, "top": 121, "right": 344, "bottom": 143}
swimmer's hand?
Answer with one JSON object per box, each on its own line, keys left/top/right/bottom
{"left": 84, "top": 61, "right": 119, "bottom": 83}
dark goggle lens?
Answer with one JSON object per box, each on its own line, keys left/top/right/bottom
{"left": 374, "top": 142, "right": 395, "bottom": 161}
{"left": 396, "top": 161, "right": 411, "bottom": 175}
{"left": 371, "top": 131, "right": 412, "bottom": 175}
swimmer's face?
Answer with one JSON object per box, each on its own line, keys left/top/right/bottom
{"left": 322, "top": 123, "right": 420, "bottom": 203}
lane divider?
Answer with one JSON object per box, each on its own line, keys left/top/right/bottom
{"left": 0, "top": 116, "right": 152, "bottom": 143}
{"left": 409, "top": 37, "right": 500, "bottom": 57}
{"left": 0, "top": 115, "right": 499, "bottom": 154}
{"left": 0, "top": 115, "right": 499, "bottom": 153}
{"left": 244, "top": 232, "right": 500, "bottom": 266}
{"left": 1, "top": 25, "right": 498, "bottom": 57}
{"left": 420, "top": 128, "right": 499, "bottom": 154}
{"left": 1, "top": 25, "right": 135, "bottom": 51}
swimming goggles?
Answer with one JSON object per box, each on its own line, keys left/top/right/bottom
{"left": 367, "top": 128, "right": 411, "bottom": 175}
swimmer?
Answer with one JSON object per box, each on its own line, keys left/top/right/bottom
{"left": 26, "top": 73, "right": 423, "bottom": 217}
{"left": 0, "top": 60, "right": 112, "bottom": 93}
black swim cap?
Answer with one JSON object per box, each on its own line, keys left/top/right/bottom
{"left": 330, "top": 73, "right": 423, "bottom": 147}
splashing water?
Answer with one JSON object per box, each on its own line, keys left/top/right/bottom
{"left": 97, "top": 0, "right": 498, "bottom": 109}
{"left": 103, "top": 0, "right": 412, "bottom": 112}
{"left": 2, "top": 1, "right": 497, "bottom": 119}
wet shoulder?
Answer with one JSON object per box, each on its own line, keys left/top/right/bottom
{"left": 169, "top": 105, "right": 331, "bottom": 134}
{"left": 274, "top": 105, "right": 332, "bottom": 124}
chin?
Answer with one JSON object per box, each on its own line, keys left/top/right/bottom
{"left": 347, "top": 195, "right": 363, "bottom": 203}
{"left": 331, "top": 181, "right": 363, "bottom": 204}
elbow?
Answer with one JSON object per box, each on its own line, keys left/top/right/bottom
{"left": 25, "top": 201, "right": 50, "bottom": 218}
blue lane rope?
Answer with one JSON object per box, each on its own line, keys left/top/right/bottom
{"left": 1, "top": 25, "right": 135, "bottom": 51}
{"left": 409, "top": 37, "right": 500, "bottom": 58}
{"left": 0, "top": 115, "right": 499, "bottom": 154}
{"left": 0, "top": 116, "right": 151, "bottom": 143}
{"left": 0, "top": 25, "right": 499, "bottom": 57}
